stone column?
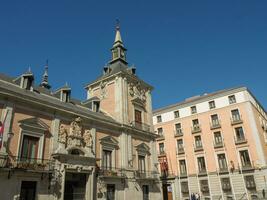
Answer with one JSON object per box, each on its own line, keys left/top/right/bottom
{"left": 146, "top": 90, "right": 153, "bottom": 132}
{"left": 0, "top": 102, "right": 14, "bottom": 154}
{"left": 51, "top": 117, "right": 60, "bottom": 154}
{"left": 115, "top": 76, "right": 123, "bottom": 123}
{"left": 150, "top": 139, "right": 158, "bottom": 172}
{"left": 119, "top": 132, "right": 128, "bottom": 168}
{"left": 86, "top": 168, "right": 96, "bottom": 200}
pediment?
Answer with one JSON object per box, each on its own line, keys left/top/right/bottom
{"left": 100, "top": 136, "right": 119, "bottom": 147}
{"left": 131, "top": 97, "right": 146, "bottom": 109}
{"left": 19, "top": 117, "right": 49, "bottom": 131}
{"left": 135, "top": 142, "right": 150, "bottom": 153}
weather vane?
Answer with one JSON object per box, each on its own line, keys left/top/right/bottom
{"left": 116, "top": 19, "right": 120, "bottom": 30}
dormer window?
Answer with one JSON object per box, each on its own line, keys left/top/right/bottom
{"left": 21, "top": 75, "right": 34, "bottom": 90}
{"left": 61, "top": 90, "right": 71, "bottom": 102}
{"left": 93, "top": 100, "right": 100, "bottom": 112}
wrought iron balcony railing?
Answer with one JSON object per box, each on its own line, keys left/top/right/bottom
{"left": 97, "top": 167, "right": 126, "bottom": 178}
{"left": 234, "top": 136, "right": 247, "bottom": 145}
{"left": 191, "top": 124, "right": 201, "bottom": 134}
{"left": 213, "top": 141, "right": 224, "bottom": 148}
{"left": 174, "top": 129, "right": 183, "bottom": 137}
{"left": 177, "top": 147, "right": 185, "bottom": 155}
{"left": 231, "top": 115, "right": 243, "bottom": 125}
{"left": 194, "top": 144, "right": 204, "bottom": 152}
{"left": 210, "top": 120, "right": 221, "bottom": 130}
{"left": 1, "top": 156, "right": 55, "bottom": 171}
{"left": 131, "top": 121, "right": 150, "bottom": 132}
{"left": 135, "top": 170, "right": 158, "bottom": 180}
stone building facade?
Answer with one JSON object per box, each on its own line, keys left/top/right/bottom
{"left": 153, "top": 87, "right": 267, "bottom": 200}
{"left": 0, "top": 25, "right": 161, "bottom": 200}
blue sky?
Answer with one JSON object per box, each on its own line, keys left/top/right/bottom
{"left": 0, "top": 0, "right": 266, "bottom": 110}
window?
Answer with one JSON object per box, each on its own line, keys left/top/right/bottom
{"left": 177, "top": 139, "right": 183, "bottom": 150}
{"left": 191, "top": 106, "right": 197, "bottom": 114}
{"left": 221, "top": 178, "right": 231, "bottom": 191}
{"left": 156, "top": 115, "right": 162, "bottom": 123}
{"left": 21, "top": 135, "right": 39, "bottom": 161}
{"left": 197, "top": 157, "right": 206, "bottom": 173}
{"left": 235, "top": 127, "right": 245, "bottom": 141}
{"left": 181, "top": 182, "right": 189, "bottom": 194}
{"left": 200, "top": 180, "right": 209, "bottom": 193}
{"left": 135, "top": 110, "right": 142, "bottom": 124}
{"left": 231, "top": 109, "right": 241, "bottom": 121}
{"left": 211, "top": 114, "right": 220, "bottom": 126}
{"left": 195, "top": 135, "right": 202, "bottom": 148}
{"left": 179, "top": 160, "right": 187, "bottom": 175}
{"left": 138, "top": 155, "right": 146, "bottom": 172}
{"left": 228, "top": 95, "right": 236, "bottom": 104}
{"left": 192, "top": 119, "right": 200, "bottom": 131}
{"left": 192, "top": 119, "right": 199, "bottom": 126}
{"left": 157, "top": 128, "right": 163, "bottom": 136}
{"left": 217, "top": 153, "right": 228, "bottom": 171}
{"left": 244, "top": 175, "right": 256, "bottom": 190}
{"left": 209, "top": 101, "right": 216, "bottom": 109}
{"left": 175, "top": 123, "right": 182, "bottom": 134}
{"left": 159, "top": 143, "right": 165, "bottom": 154}
{"left": 174, "top": 110, "right": 180, "bottom": 118}
{"left": 142, "top": 185, "right": 149, "bottom": 200}
{"left": 107, "top": 184, "right": 115, "bottom": 200}
{"left": 214, "top": 132, "right": 223, "bottom": 145}
{"left": 102, "top": 150, "right": 112, "bottom": 170}
{"left": 240, "top": 150, "right": 251, "bottom": 168}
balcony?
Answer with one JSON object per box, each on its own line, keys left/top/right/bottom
{"left": 218, "top": 167, "right": 229, "bottom": 174}
{"left": 241, "top": 162, "right": 254, "bottom": 171}
{"left": 156, "top": 134, "right": 165, "bottom": 141}
{"left": 179, "top": 172, "right": 187, "bottom": 178}
{"left": 158, "top": 151, "right": 166, "bottom": 157}
{"left": 213, "top": 141, "right": 224, "bottom": 148}
{"left": 198, "top": 169, "right": 207, "bottom": 176}
{"left": 160, "top": 171, "right": 176, "bottom": 179}
{"left": 177, "top": 147, "right": 185, "bottom": 155}
{"left": 135, "top": 170, "right": 158, "bottom": 180}
{"left": 97, "top": 167, "right": 126, "bottom": 178}
{"left": 131, "top": 121, "right": 150, "bottom": 132}
{"left": 234, "top": 136, "right": 247, "bottom": 145}
{"left": 174, "top": 129, "right": 183, "bottom": 137}
{"left": 194, "top": 144, "right": 204, "bottom": 152}
{"left": 191, "top": 124, "right": 201, "bottom": 134}
{"left": 231, "top": 115, "right": 243, "bottom": 125}
{"left": 210, "top": 121, "right": 221, "bottom": 130}
{"left": 6, "top": 156, "right": 54, "bottom": 172}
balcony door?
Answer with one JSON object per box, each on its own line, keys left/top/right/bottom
{"left": 21, "top": 135, "right": 39, "bottom": 161}
{"left": 20, "top": 181, "right": 36, "bottom": 200}
{"left": 135, "top": 109, "right": 142, "bottom": 124}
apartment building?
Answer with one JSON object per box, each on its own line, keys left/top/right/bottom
{"left": 153, "top": 87, "right": 267, "bottom": 200}
{"left": 0, "top": 25, "right": 161, "bottom": 200}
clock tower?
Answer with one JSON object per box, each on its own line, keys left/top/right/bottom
{"left": 110, "top": 24, "right": 127, "bottom": 64}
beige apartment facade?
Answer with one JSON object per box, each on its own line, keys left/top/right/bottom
{"left": 0, "top": 26, "right": 161, "bottom": 200}
{"left": 153, "top": 87, "right": 267, "bottom": 200}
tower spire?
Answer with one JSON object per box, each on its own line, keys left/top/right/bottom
{"left": 40, "top": 60, "right": 51, "bottom": 89}
{"left": 110, "top": 20, "right": 127, "bottom": 64}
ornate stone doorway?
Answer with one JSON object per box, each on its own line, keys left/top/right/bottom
{"left": 64, "top": 172, "right": 87, "bottom": 200}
